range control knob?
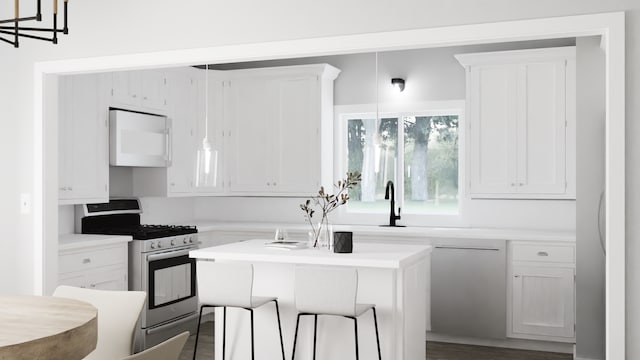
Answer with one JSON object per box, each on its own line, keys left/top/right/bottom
{"left": 150, "top": 242, "right": 156, "bottom": 250}
{"left": 189, "top": 236, "right": 194, "bottom": 243}
{"left": 157, "top": 241, "right": 163, "bottom": 248}
{"left": 183, "top": 237, "right": 188, "bottom": 244}
{"left": 171, "top": 239, "right": 176, "bottom": 246}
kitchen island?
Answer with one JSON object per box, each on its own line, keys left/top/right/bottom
{"left": 190, "top": 239, "right": 431, "bottom": 360}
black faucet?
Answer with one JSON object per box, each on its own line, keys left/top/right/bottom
{"left": 384, "top": 181, "right": 402, "bottom": 226}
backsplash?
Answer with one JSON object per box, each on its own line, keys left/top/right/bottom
{"left": 58, "top": 205, "right": 75, "bottom": 234}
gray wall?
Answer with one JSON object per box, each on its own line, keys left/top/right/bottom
{"left": 212, "top": 39, "right": 574, "bottom": 105}
{"left": 1, "top": 0, "right": 638, "bottom": 358}
{"left": 576, "top": 36, "right": 606, "bottom": 360}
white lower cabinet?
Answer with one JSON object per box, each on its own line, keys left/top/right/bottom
{"left": 58, "top": 236, "right": 129, "bottom": 291}
{"left": 508, "top": 242, "right": 575, "bottom": 342}
{"left": 59, "top": 266, "right": 127, "bottom": 291}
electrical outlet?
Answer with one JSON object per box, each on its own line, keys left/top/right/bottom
{"left": 20, "top": 193, "right": 31, "bottom": 214}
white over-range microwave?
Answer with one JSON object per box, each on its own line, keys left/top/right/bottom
{"left": 109, "top": 109, "right": 172, "bottom": 167}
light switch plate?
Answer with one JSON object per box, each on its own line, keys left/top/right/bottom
{"left": 20, "top": 193, "right": 31, "bottom": 214}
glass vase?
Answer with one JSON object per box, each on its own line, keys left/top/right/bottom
{"left": 309, "top": 215, "right": 333, "bottom": 250}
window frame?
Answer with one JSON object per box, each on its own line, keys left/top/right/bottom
{"left": 333, "top": 100, "right": 467, "bottom": 227}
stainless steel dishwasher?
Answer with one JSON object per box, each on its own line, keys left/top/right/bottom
{"left": 431, "top": 238, "right": 506, "bottom": 339}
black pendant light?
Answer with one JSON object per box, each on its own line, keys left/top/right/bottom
{"left": 0, "top": 0, "right": 70, "bottom": 48}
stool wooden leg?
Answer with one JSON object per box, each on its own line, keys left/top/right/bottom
{"left": 292, "top": 314, "right": 302, "bottom": 360}
{"left": 192, "top": 305, "right": 205, "bottom": 360}
{"left": 372, "top": 307, "right": 382, "bottom": 360}
{"left": 313, "top": 314, "right": 318, "bottom": 360}
{"left": 354, "top": 317, "right": 359, "bottom": 360}
{"left": 273, "top": 300, "right": 285, "bottom": 360}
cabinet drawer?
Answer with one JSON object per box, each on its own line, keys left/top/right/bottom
{"left": 512, "top": 243, "right": 575, "bottom": 264}
{"left": 60, "top": 246, "right": 125, "bottom": 274}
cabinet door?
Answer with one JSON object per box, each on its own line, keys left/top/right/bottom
{"left": 58, "top": 77, "right": 74, "bottom": 197}
{"left": 59, "top": 74, "right": 109, "bottom": 204}
{"left": 58, "top": 272, "right": 87, "bottom": 288}
{"left": 469, "top": 65, "right": 518, "bottom": 195}
{"left": 516, "top": 61, "right": 567, "bottom": 194}
{"left": 226, "top": 78, "right": 275, "bottom": 193}
{"left": 87, "top": 267, "right": 127, "bottom": 291}
{"left": 166, "top": 72, "right": 196, "bottom": 194}
{"left": 111, "top": 71, "right": 141, "bottom": 107}
{"left": 512, "top": 265, "right": 575, "bottom": 338}
{"left": 272, "top": 75, "right": 321, "bottom": 194}
{"left": 140, "top": 70, "right": 167, "bottom": 111}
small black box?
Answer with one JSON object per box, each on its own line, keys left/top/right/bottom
{"left": 333, "top": 231, "right": 353, "bottom": 253}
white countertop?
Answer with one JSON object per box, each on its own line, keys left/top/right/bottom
{"left": 184, "top": 220, "right": 575, "bottom": 242}
{"left": 190, "top": 239, "right": 431, "bottom": 269}
{"left": 58, "top": 233, "right": 133, "bottom": 251}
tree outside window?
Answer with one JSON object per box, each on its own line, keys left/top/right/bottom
{"left": 346, "top": 112, "right": 459, "bottom": 215}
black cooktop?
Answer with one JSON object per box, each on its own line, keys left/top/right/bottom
{"left": 84, "top": 224, "right": 197, "bottom": 240}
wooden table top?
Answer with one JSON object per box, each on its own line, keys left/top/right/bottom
{"left": 0, "top": 295, "right": 98, "bottom": 360}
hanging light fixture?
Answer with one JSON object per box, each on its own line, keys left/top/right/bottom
{"left": 195, "top": 64, "right": 218, "bottom": 187}
{"left": 0, "top": 0, "right": 70, "bottom": 48}
{"left": 374, "top": 51, "right": 382, "bottom": 174}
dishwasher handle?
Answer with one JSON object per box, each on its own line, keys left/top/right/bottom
{"left": 434, "top": 245, "right": 501, "bottom": 251}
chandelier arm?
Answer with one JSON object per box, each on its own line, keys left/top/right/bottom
{"left": 0, "top": 29, "right": 54, "bottom": 43}
{"left": 0, "top": 35, "right": 16, "bottom": 46}
{"left": 0, "top": 16, "right": 38, "bottom": 25}
{"left": 0, "top": 26, "right": 64, "bottom": 32}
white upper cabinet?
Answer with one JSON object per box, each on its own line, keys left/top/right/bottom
{"left": 165, "top": 70, "right": 197, "bottom": 194}
{"left": 140, "top": 70, "right": 168, "bottom": 110}
{"left": 58, "top": 74, "right": 110, "bottom": 204}
{"left": 110, "top": 70, "right": 167, "bottom": 113}
{"left": 225, "top": 76, "right": 273, "bottom": 193}
{"left": 131, "top": 68, "right": 199, "bottom": 197}
{"left": 272, "top": 75, "right": 322, "bottom": 194}
{"left": 225, "top": 64, "right": 340, "bottom": 196}
{"left": 456, "top": 47, "right": 575, "bottom": 199}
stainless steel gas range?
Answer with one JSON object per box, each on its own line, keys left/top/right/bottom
{"left": 78, "top": 199, "right": 199, "bottom": 351}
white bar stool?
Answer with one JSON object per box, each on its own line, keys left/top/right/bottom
{"left": 291, "top": 266, "right": 382, "bottom": 360}
{"left": 192, "top": 261, "right": 285, "bottom": 360}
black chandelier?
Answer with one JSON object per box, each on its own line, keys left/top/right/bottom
{"left": 0, "top": 0, "right": 69, "bottom": 48}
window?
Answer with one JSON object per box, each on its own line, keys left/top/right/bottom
{"left": 339, "top": 102, "right": 463, "bottom": 217}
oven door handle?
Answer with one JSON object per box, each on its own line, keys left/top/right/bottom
{"left": 147, "top": 248, "right": 195, "bottom": 262}
{"left": 145, "top": 312, "right": 200, "bottom": 335}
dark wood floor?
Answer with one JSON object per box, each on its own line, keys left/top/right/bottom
{"left": 179, "top": 321, "right": 572, "bottom": 360}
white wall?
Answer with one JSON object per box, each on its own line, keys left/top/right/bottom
{"left": 575, "top": 36, "right": 606, "bottom": 360}
{"left": 1, "top": 0, "right": 638, "bottom": 356}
